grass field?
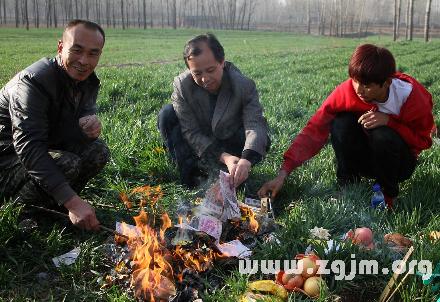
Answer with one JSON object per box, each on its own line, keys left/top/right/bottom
{"left": 0, "top": 28, "right": 439, "bottom": 301}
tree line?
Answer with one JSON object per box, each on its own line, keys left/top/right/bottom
{"left": 0, "top": 0, "right": 438, "bottom": 41}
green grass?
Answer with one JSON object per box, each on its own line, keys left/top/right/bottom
{"left": 1, "top": 28, "right": 439, "bottom": 301}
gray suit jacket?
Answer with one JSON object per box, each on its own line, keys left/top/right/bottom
{"left": 171, "top": 61, "right": 268, "bottom": 159}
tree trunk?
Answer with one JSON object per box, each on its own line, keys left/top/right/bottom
{"left": 76, "top": 0, "right": 79, "bottom": 18}
{"left": 2, "top": 0, "right": 6, "bottom": 25}
{"left": 408, "top": 0, "right": 414, "bottom": 40}
{"left": 85, "top": 0, "right": 89, "bottom": 19}
{"left": 24, "top": 0, "right": 29, "bottom": 29}
{"left": 121, "top": 0, "right": 125, "bottom": 29}
{"left": 53, "top": 0, "right": 57, "bottom": 27}
{"left": 143, "top": 0, "right": 146, "bottom": 28}
{"left": 97, "top": 0, "right": 101, "bottom": 24}
{"left": 424, "top": 0, "right": 432, "bottom": 42}
{"left": 171, "top": 0, "right": 176, "bottom": 29}
{"left": 405, "top": 0, "right": 410, "bottom": 39}
{"left": 106, "top": 0, "right": 110, "bottom": 27}
{"left": 46, "top": 0, "right": 51, "bottom": 27}
{"left": 112, "top": 1, "right": 116, "bottom": 28}
{"left": 126, "top": 0, "right": 129, "bottom": 28}
{"left": 306, "top": 0, "right": 311, "bottom": 34}
{"left": 396, "top": 0, "right": 401, "bottom": 39}
{"left": 166, "top": 0, "right": 169, "bottom": 26}
{"left": 15, "top": 0, "right": 19, "bottom": 27}
{"left": 34, "top": 0, "right": 40, "bottom": 27}
{"left": 160, "top": 0, "right": 164, "bottom": 28}
{"left": 247, "top": 0, "right": 256, "bottom": 30}
{"left": 393, "top": 0, "right": 398, "bottom": 41}
{"left": 150, "top": 0, "right": 153, "bottom": 27}
{"left": 358, "top": 0, "right": 365, "bottom": 38}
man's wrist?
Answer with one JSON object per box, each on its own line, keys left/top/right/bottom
{"left": 278, "top": 169, "right": 289, "bottom": 180}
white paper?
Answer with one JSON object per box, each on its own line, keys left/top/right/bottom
{"left": 52, "top": 247, "right": 81, "bottom": 267}
{"left": 115, "top": 221, "right": 142, "bottom": 238}
{"left": 216, "top": 240, "right": 252, "bottom": 259}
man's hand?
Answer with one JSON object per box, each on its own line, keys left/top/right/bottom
{"left": 79, "top": 115, "right": 101, "bottom": 139}
{"left": 220, "top": 153, "right": 251, "bottom": 187}
{"left": 358, "top": 111, "right": 389, "bottom": 129}
{"left": 257, "top": 170, "right": 288, "bottom": 199}
{"left": 64, "top": 195, "right": 100, "bottom": 231}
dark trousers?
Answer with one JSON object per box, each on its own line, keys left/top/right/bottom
{"left": 0, "top": 139, "right": 110, "bottom": 207}
{"left": 330, "top": 112, "right": 416, "bottom": 198}
{"left": 158, "top": 104, "right": 250, "bottom": 187}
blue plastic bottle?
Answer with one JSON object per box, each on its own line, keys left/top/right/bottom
{"left": 371, "top": 183, "right": 386, "bottom": 209}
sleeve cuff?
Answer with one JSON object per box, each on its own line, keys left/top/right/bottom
{"left": 51, "top": 182, "right": 76, "bottom": 206}
{"left": 241, "top": 149, "right": 262, "bottom": 165}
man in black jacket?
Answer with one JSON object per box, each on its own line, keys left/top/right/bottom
{"left": 0, "top": 20, "right": 109, "bottom": 231}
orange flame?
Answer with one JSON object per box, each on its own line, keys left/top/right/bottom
{"left": 121, "top": 210, "right": 175, "bottom": 301}
{"left": 131, "top": 185, "right": 163, "bottom": 207}
{"left": 119, "top": 192, "right": 132, "bottom": 209}
{"left": 241, "top": 206, "right": 259, "bottom": 233}
{"left": 160, "top": 213, "right": 172, "bottom": 241}
{"left": 173, "top": 245, "right": 217, "bottom": 272}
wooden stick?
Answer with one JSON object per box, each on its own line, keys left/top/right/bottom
{"left": 27, "top": 204, "right": 129, "bottom": 239}
{"left": 385, "top": 270, "right": 412, "bottom": 302}
{"left": 379, "top": 245, "right": 414, "bottom": 302}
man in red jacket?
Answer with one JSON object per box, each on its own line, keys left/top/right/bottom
{"left": 258, "top": 44, "right": 434, "bottom": 208}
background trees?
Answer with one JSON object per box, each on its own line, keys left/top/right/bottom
{"left": 0, "top": 0, "right": 438, "bottom": 41}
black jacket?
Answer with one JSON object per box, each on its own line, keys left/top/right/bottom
{"left": 0, "top": 57, "right": 100, "bottom": 204}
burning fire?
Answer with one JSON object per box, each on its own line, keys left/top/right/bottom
{"left": 240, "top": 206, "right": 259, "bottom": 233}
{"left": 120, "top": 210, "right": 176, "bottom": 301}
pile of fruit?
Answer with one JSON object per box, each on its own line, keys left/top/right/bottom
{"left": 276, "top": 254, "right": 327, "bottom": 298}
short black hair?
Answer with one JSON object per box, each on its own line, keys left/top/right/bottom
{"left": 183, "top": 33, "right": 224, "bottom": 67}
{"left": 63, "top": 19, "right": 105, "bottom": 44}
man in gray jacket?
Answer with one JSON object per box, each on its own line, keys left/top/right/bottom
{"left": 0, "top": 20, "right": 109, "bottom": 231}
{"left": 158, "top": 33, "right": 269, "bottom": 188}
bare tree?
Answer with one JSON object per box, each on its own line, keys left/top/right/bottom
{"left": 247, "top": 0, "right": 257, "bottom": 30}
{"left": 150, "top": 0, "right": 153, "bottom": 27}
{"left": 113, "top": 0, "right": 116, "bottom": 27}
{"left": 2, "top": 0, "right": 6, "bottom": 25}
{"left": 318, "top": 0, "right": 326, "bottom": 35}
{"left": 24, "top": 0, "right": 29, "bottom": 29}
{"left": 95, "top": 0, "right": 100, "bottom": 24}
{"left": 15, "top": 0, "right": 19, "bottom": 27}
{"left": 408, "top": 0, "right": 414, "bottom": 40}
{"left": 106, "top": 0, "right": 111, "bottom": 27}
{"left": 358, "top": 0, "right": 365, "bottom": 38}
{"left": 34, "top": 0, "right": 40, "bottom": 27}
{"left": 306, "top": 0, "right": 311, "bottom": 34}
{"left": 160, "top": 0, "right": 164, "bottom": 28}
{"left": 396, "top": 0, "right": 402, "bottom": 39}
{"left": 121, "top": 0, "right": 125, "bottom": 29}
{"left": 424, "top": 0, "right": 432, "bottom": 42}
{"left": 171, "top": 0, "right": 176, "bottom": 29}
{"left": 53, "top": 0, "right": 57, "bottom": 27}
{"left": 143, "top": 0, "right": 146, "bottom": 28}
{"left": 393, "top": 0, "right": 398, "bottom": 40}
{"left": 85, "top": 0, "right": 89, "bottom": 19}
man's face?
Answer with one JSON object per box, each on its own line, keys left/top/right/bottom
{"left": 187, "top": 43, "right": 224, "bottom": 94}
{"left": 351, "top": 78, "right": 390, "bottom": 103}
{"left": 57, "top": 24, "right": 104, "bottom": 82}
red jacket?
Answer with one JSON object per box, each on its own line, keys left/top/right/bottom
{"left": 281, "top": 73, "right": 434, "bottom": 174}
